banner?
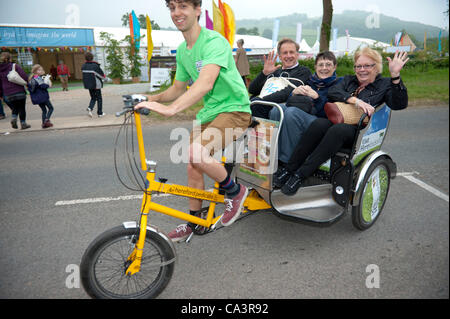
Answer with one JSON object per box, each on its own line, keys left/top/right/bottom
{"left": 272, "top": 19, "right": 280, "bottom": 48}
{"left": 0, "top": 26, "right": 94, "bottom": 47}
{"left": 332, "top": 28, "right": 338, "bottom": 51}
{"left": 296, "top": 23, "right": 302, "bottom": 46}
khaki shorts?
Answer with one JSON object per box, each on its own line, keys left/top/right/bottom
{"left": 190, "top": 111, "right": 251, "bottom": 155}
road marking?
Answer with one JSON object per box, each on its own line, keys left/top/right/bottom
{"left": 55, "top": 189, "right": 215, "bottom": 206}
{"left": 55, "top": 173, "right": 449, "bottom": 206}
{"left": 398, "top": 172, "right": 449, "bottom": 203}
{"left": 56, "top": 194, "right": 160, "bottom": 206}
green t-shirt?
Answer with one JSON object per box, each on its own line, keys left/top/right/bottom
{"left": 175, "top": 28, "right": 251, "bottom": 124}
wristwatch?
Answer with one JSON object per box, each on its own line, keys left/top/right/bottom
{"left": 391, "top": 76, "right": 401, "bottom": 82}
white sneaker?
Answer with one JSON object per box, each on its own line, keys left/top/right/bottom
{"left": 86, "top": 108, "right": 93, "bottom": 118}
{"left": 98, "top": 112, "right": 106, "bottom": 118}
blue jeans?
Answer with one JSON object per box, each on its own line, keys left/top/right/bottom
{"left": 38, "top": 100, "right": 54, "bottom": 123}
{"left": 269, "top": 104, "right": 317, "bottom": 163}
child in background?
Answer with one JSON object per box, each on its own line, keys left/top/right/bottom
{"left": 28, "top": 64, "right": 54, "bottom": 128}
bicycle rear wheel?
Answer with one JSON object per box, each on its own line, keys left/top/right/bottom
{"left": 80, "top": 225, "right": 175, "bottom": 299}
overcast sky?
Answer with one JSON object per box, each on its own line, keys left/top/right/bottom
{"left": 0, "top": 0, "right": 448, "bottom": 29}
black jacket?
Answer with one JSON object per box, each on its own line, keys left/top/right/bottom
{"left": 248, "top": 64, "right": 312, "bottom": 103}
{"left": 327, "top": 74, "right": 408, "bottom": 110}
{"left": 82, "top": 61, "right": 105, "bottom": 90}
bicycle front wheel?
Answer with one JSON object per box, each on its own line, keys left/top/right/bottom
{"left": 80, "top": 225, "right": 175, "bottom": 299}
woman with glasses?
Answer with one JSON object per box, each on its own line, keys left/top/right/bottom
{"left": 277, "top": 47, "right": 409, "bottom": 195}
{"left": 270, "top": 51, "right": 342, "bottom": 187}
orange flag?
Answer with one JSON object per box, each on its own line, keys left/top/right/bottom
{"left": 218, "top": 0, "right": 230, "bottom": 42}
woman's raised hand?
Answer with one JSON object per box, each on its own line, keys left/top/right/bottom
{"left": 387, "top": 50, "right": 409, "bottom": 78}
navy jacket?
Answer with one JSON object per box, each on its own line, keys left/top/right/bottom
{"left": 28, "top": 76, "right": 50, "bottom": 105}
{"left": 82, "top": 61, "right": 105, "bottom": 90}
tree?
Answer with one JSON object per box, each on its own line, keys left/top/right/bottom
{"left": 262, "top": 29, "right": 272, "bottom": 39}
{"left": 319, "top": 0, "right": 333, "bottom": 52}
{"left": 237, "top": 27, "right": 259, "bottom": 36}
{"left": 99, "top": 32, "right": 126, "bottom": 82}
{"left": 123, "top": 35, "right": 145, "bottom": 78}
{"left": 121, "top": 12, "right": 160, "bottom": 30}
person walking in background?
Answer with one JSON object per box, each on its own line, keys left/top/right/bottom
{"left": 82, "top": 52, "right": 106, "bottom": 118}
{"left": 235, "top": 39, "right": 250, "bottom": 87}
{"left": 50, "top": 64, "right": 57, "bottom": 81}
{"left": 28, "top": 64, "right": 54, "bottom": 128}
{"left": 57, "top": 60, "right": 70, "bottom": 91}
{"left": 0, "top": 52, "right": 30, "bottom": 130}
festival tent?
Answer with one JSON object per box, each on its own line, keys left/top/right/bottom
{"left": 309, "top": 40, "right": 320, "bottom": 53}
{"left": 299, "top": 39, "right": 312, "bottom": 52}
{"left": 330, "top": 36, "right": 390, "bottom": 54}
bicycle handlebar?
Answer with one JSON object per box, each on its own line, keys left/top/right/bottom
{"left": 116, "top": 94, "right": 151, "bottom": 117}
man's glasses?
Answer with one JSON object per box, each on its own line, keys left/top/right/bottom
{"left": 354, "top": 64, "right": 376, "bottom": 70}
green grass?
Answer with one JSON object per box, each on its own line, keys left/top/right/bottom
{"left": 397, "top": 68, "right": 449, "bottom": 104}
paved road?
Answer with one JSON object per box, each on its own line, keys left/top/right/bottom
{"left": 0, "top": 106, "right": 448, "bottom": 299}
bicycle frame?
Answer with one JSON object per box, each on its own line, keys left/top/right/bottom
{"left": 125, "top": 111, "right": 270, "bottom": 275}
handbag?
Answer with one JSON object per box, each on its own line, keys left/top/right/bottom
{"left": 324, "top": 102, "right": 369, "bottom": 125}
{"left": 7, "top": 64, "right": 27, "bottom": 86}
{"left": 259, "top": 73, "right": 304, "bottom": 98}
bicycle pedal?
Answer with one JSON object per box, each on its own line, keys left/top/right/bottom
{"left": 185, "top": 232, "right": 194, "bottom": 243}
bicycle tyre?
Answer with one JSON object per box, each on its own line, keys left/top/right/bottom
{"left": 352, "top": 158, "right": 391, "bottom": 231}
{"left": 80, "top": 225, "right": 175, "bottom": 299}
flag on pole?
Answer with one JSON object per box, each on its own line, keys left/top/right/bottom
{"left": 212, "top": 0, "right": 235, "bottom": 46}
{"left": 394, "top": 32, "right": 402, "bottom": 46}
{"left": 222, "top": 2, "right": 235, "bottom": 46}
{"left": 438, "top": 29, "right": 442, "bottom": 52}
{"left": 131, "top": 10, "right": 141, "bottom": 51}
{"left": 128, "top": 13, "right": 134, "bottom": 54}
{"left": 424, "top": 31, "right": 427, "bottom": 51}
{"left": 272, "top": 19, "right": 280, "bottom": 48}
{"left": 212, "top": 0, "right": 224, "bottom": 36}
{"left": 345, "top": 29, "right": 350, "bottom": 53}
{"left": 332, "top": 28, "right": 338, "bottom": 51}
{"left": 146, "top": 15, "right": 153, "bottom": 62}
{"left": 296, "top": 23, "right": 302, "bottom": 46}
{"left": 218, "top": 0, "right": 230, "bottom": 42}
{"left": 205, "top": 10, "right": 214, "bottom": 30}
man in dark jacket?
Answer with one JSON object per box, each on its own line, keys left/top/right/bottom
{"left": 248, "top": 38, "right": 311, "bottom": 118}
{"left": 82, "top": 52, "right": 106, "bottom": 117}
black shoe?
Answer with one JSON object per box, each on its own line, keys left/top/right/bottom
{"left": 11, "top": 119, "right": 18, "bottom": 129}
{"left": 20, "top": 122, "right": 31, "bottom": 130}
{"left": 281, "top": 173, "right": 303, "bottom": 196}
{"left": 273, "top": 166, "right": 292, "bottom": 188}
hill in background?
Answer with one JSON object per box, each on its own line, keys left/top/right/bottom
{"left": 236, "top": 10, "right": 448, "bottom": 47}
